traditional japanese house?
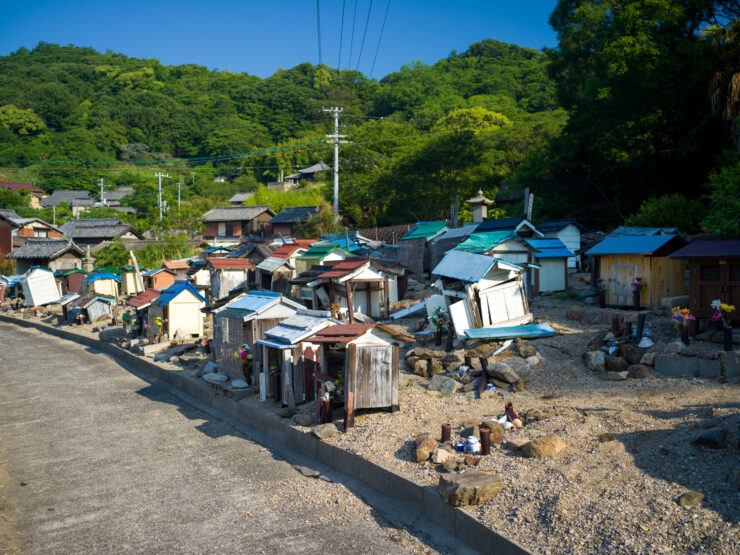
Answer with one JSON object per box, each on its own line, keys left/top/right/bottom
{"left": 142, "top": 267, "right": 176, "bottom": 291}
{"left": 120, "top": 265, "right": 145, "bottom": 296}
{"left": 305, "top": 259, "right": 403, "bottom": 321}
{"left": 213, "top": 291, "right": 304, "bottom": 382}
{"left": 256, "top": 309, "right": 341, "bottom": 407}
{"left": 68, "top": 292, "right": 116, "bottom": 324}
{"left": 147, "top": 281, "right": 207, "bottom": 340}
{"left": 536, "top": 220, "right": 586, "bottom": 268}
{"left": 59, "top": 268, "right": 88, "bottom": 294}
{"left": 399, "top": 221, "right": 448, "bottom": 279}
{"left": 20, "top": 267, "right": 62, "bottom": 306}
{"left": 5, "top": 238, "right": 85, "bottom": 274}
{"left": 669, "top": 236, "right": 740, "bottom": 319}
{"left": 585, "top": 233, "right": 687, "bottom": 307}
{"left": 293, "top": 245, "right": 353, "bottom": 275}
{"left": 525, "top": 238, "right": 574, "bottom": 293}
{"left": 206, "top": 258, "right": 254, "bottom": 300}
{"left": 59, "top": 218, "right": 143, "bottom": 247}
{"left": 269, "top": 206, "right": 321, "bottom": 236}
{"left": 306, "top": 323, "right": 413, "bottom": 427}
{"left": 201, "top": 206, "right": 276, "bottom": 245}
{"left": 80, "top": 272, "right": 121, "bottom": 300}
{"left": 163, "top": 259, "right": 191, "bottom": 281}
{"left": 432, "top": 250, "right": 531, "bottom": 334}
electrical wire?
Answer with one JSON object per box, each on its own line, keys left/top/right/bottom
{"left": 316, "top": 0, "right": 323, "bottom": 66}
{"left": 337, "top": 0, "right": 346, "bottom": 69}
{"left": 355, "top": 0, "right": 374, "bottom": 71}
{"left": 348, "top": 0, "right": 358, "bottom": 70}
{"left": 369, "top": 0, "right": 390, "bottom": 78}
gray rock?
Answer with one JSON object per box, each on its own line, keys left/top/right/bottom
{"left": 313, "top": 423, "right": 340, "bottom": 440}
{"left": 486, "top": 362, "right": 520, "bottom": 384}
{"left": 428, "top": 359, "right": 445, "bottom": 376}
{"left": 204, "top": 361, "right": 218, "bottom": 374}
{"left": 521, "top": 434, "right": 567, "bottom": 458}
{"left": 605, "top": 354, "right": 628, "bottom": 372}
{"left": 584, "top": 350, "right": 606, "bottom": 372}
{"left": 512, "top": 380, "right": 526, "bottom": 392}
{"left": 294, "top": 414, "right": 314, "bottom": 426}
{"left": 278, "top": 408, "right": 296, "bottom": 418}
{"left": 677, "top": 491, "right": 705, "bottom": 507}
{"left": 678, "top": 349, "right": 698, "bottom": 357}
{"left": 627, "top": 364, "right": 651, "bottom": 379}
{"left": 413, "top": 359, "right": 429, "bottom": 377}
{"left": 640, "top": 351, "right": 656, "bottom": 366}
{"left": 721, "top": 351, "right": 739, "bottom": 378}
{"left": 432, "top": 447, "right": 454, "bottom": 463}
{"left": 293, "top": 464, "right": 320, "bottom": 478}
{"left": 516, "top": 339, "right": 537, "bottom": 358}
{"left": 604, "top": 371, "right": 628, "bottom": 381}
{"left": 664, "top": 341, "right": 685, "bottom": 354}
{"left": 525, "top": 354, "right": 542, "bottom": 367}
{"left": 621, "top": 344, "right": 647, "bottom": 365}
{"left": 693, "top": 427, "right": 727, "bottom": 449}
{"left": 438, "top": 471, "right": 503, "bottom": 506}
{"left": 429, "top": 374, "right": 460, "bottom": 396}
{"left": 462, "top": 377, "right": 482, "bottom": 392}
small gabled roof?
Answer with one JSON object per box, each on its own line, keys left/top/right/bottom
{"left": 219, "top": 291, "right": 303, "bottom": 321}
{"left": 203, "top": 245, "right": 234, "bottom": 254}
{"left": 317, "top": 258, "right": 369, "bottom": 278}
{"left": 431, "top": 223, "right": 480, "bottom": 243}
{"left": 256, "top": 256, "right": 291, "bottom": 273}
{"left": 536, "top": 219, "right": 587, "bottom": 233}
{"left": 202, "top": 205, "right": 275, "bottom": 222}
{"left": 432, "top": 250, "right": 522, "bottom": 283}
{"left": 308, "top": 323, "right": 414, "bottom": 344}
{"left": 5, "top": 238, "right": 84, "bottom": 260}
{"left": 585, "top": 234, "right": 685, "bottom": 256}
{"left": 59, "top": 218, "right": 143, "bottom": 240}
{"left": 143, "top": 268, "right": 175, "bottom": 277}
{"left": 40, "top": 190, "right": 91, "bottom": 208}
{"left": 609, "top": 226, "right": 678, "bottom": 236}
{"left": 475, "top": 216, "right": 543, "bottom": 236}
{"left": 270, "top": 206, "right": 320, "bottom": 224}
{"left": 121, "top": 265, "right": 147, "bottom": 272}
{"left": 86, "top": 272, "right": 121, "bottom": 283}
{"left": 260, "top": 309, "right": 338, "bottom": 347}
{"left": 454, "top": 231, "right": 532, "bottom": 254}
{"left": 298, "top": 245, "right": 351, "bottom": 259}
{"left": 402, "top": 221, "right": 448, "bottom": 241}
{"left": 229, "top": 192, "right": 254, "bottom": 203}
{"left": 163, "top": 260, "right": 190, "bottom": 270}
{"left": 126, "top": 288, "right": 161, "bottom": 309}
{"left": 53, "top": 292, "right": 80, "bottom": 306}
{"left": 70, "top": 292, "right": 116, "bottom": 309}
{"left": 290, "top": 265, "right": 331, "bottom": 284}
{"left": 61, "top": 268, "right": 88, "bottom": 276}
{"left": 153, "top": 281, "right": 207, "bottom": 306}
{"left": 525, "top": 238, "right": 575, "bottom": 259}
{"left": 669, "top": 236, "right": 740, "bottom": 259}
{"left": 271, "top": 244, "right": 306, "bottom": 259}
{"left": 206, "top": 257, "right": 254, "bottom": 270}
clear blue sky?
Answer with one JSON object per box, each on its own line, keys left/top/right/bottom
{"left": 0, "top": 1, "right": 558, "bottom": 79}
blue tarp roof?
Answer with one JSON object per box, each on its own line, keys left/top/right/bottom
{"left": 432, "top": 250, "right": 522, "bottom": 282}
{"left": 525, "top": 238, "right": 575, "bottom": 259}
{"left": 465, "top": 323, "right": 557, "bottom": 339}
{"left": 203, "top": 246, "right": 234, "bottom": 253}
{"left": 153, "top": 281, "right": 207, "bottom": 306}
{"left": 86, "top": 272, "right": 121, "bottom": 283}
{"left": 585, "top": 234, "right": 679, "bottom": 256}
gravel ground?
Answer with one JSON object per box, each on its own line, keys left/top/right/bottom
{"left": 4, "top": 281, "right": 739, "bottom": 554}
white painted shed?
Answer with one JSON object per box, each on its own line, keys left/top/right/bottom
{"left": 21, "top": 267, "right": 61, "bottom": 306}
{"left": 536, "top": 220, "right": 585, "bottom": 268}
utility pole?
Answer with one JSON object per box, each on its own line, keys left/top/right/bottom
{"left": 99, "top": 178, "right": 105, "bottom": 206}
{"left": 322, "top": 106, "right": 345, "bottom": 219}
{"left": 52, "top": 205, "right": 55, "bottom": 226}
{"left": 178, "top": 181, "right": 182, "bottom": 210}
{"left": 155, "top": 172, "right": 170, "bottom": 221}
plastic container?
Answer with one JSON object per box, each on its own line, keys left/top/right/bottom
{"left": 454, "top": 442, "right": 466, "bottom": 452}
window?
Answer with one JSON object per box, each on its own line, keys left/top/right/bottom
{"left": 34, "top": 229, "right": 48, "bottom": 238}
{"left": 700, "top": 265, "right": 721, "bottom": 281}
{"left": 217, "top": 222, "right": 226, "bottom": 237}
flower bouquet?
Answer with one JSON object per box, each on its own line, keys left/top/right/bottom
{"left": 671, "top": 306, "right": 695, "bottom": 346}
{"left": 631, "top": 276, "right": 645, "bottom": 309}
{"left": 711, "top": 300, "right": 735, "bottom": 351}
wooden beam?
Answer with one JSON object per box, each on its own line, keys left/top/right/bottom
{"left": 345, "top": 281, "right": 354, "bottom": 323}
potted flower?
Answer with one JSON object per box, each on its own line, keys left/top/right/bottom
{"left": 428, "top": 307, "right": 449, "bottom": 346}
{"left": 75, "top": 312, "right": 86, "bottom": 326}
{"left": 154, "top": 316, "right": 167, "bottom": 342}
{"left": 596, "top": 278, "right": 607, "bottom": 308}
{"left": 671, "top": 307, "right": 695, "bottom": 346}
{"left": 631, "top": 276, "right": 645, "bottom": 309}
{"left": 711, "top": 300, "right": 735, "bottom": 352}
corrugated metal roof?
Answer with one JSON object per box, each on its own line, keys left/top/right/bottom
{"left": 669, "top": 237, "right": 740, "bottom": 259}
{"left": 256, "top": 256, "right": 290, "bottom": 272}
{"left": 126, "top": 288, "right": 161, "bottom": 308}
{"left": 432, "top": 250, "right": 522, "bottom": 282}
{"left": 403, "top": 221, "right": 448, "bottom": 240}
{"left": 86, "top": 273, "right": 121, "bottom": 283}
{"left": 585, "top": 234, "right": 679, "bottom": 256}
{"left": 153, "top": 281, "right": 207, "bottom": 306}
{"left": 271, "top": 244, "right": 304, "bottom": 259}
{"left": 525, "top": 238, "right": 575, "bottom": 259}
{"left": 206, "top": 258, "right": 254, "bottom": 270}
{"left": 226, "top": 291, "right": 281, "bottom": 312}
{"left": 475, "top": 217, "right": 525, "bottom": 231}
{"left": 454, "top": 231, "right": 516, "bottom": 253}
{"left": 609, "top": 226, "right": 678, "bottom": 236}
{"left": 464, "top": 323, "right": 556, "bottom": 339}
{"left": 263, "top": 309, "right": 334, "bottom": 344}
{"left": 203, "top": 246, "right": 234, "bottom": 253}
{"left": 309, "top": 324, "right": 374, "bottom": 343}
{"left": 142, "top": 268, "right": 173, "bottom": 277}
{"left": 431, "top": 223, "right": 480, "bottom": 242}
{"left": 53, "top": 292, "right": 80, "bottom": 306}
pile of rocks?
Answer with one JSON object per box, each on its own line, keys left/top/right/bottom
{"left": 582, "top": 329, "right": 653, "bottom": 381}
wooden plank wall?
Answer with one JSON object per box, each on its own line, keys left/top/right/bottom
{"left": 600, "top": 254, "right": 650, "bottom": 306}
{"left": 650, "top": 257, "right": 686, "bottom": 305}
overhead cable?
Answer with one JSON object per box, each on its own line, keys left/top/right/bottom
{"left": 369, "top": 0, "right": 390, "bottom": 78}
{"left": 355, "top": 0, "right": 374, "bottom": 71}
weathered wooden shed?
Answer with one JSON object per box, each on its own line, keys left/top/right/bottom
{"left": 306, "top": 324, "right": 412, "bottom": 427}
{"left": 256, "top": 309, "right": 341, "bottom": 407}
{"left": 68, "top": 292, "right": 116, "bottom": 323}
{"left": 399, "top": 222, "right": 448, "bottom": 279}
{"left": 213, "top": 291, "right": 304, "bottom": 381}
{"left": 147, "top": 281, "right": 207, "bottom": 340}
{"left": 586, "top": 233, "right": 687, "bottom": 307}
{"left": 81, "top": 273, "right": 121, "bottom": 300}
{"left": 120, "top": 265, "right": 145, "bottom": 296}
{"left": 59, "top": 268, "right": 88, "bottom": 294}
{"left": 206, "top": 258, "right": 254, "bottom": 300}
{"left": 669, "top": 237, "right": 740, "bottom": 319}
{"left": 525, "top": 238, "right": 574, "bottom": 293}
{"left": 20, "top": 267, "right": 62, "bottom": 306}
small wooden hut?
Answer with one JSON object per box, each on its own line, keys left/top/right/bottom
{"left": 59, "top": 268, "right": 88, "bottom": 294}
{"left": 142, "top": 268, "right": 176, "bottom": 291}
{"left": 147, "top": 281, "right": 207, "bottom": 340}
{"left": 399, "top": 221, "right": 448, "bottom": 279}
{"left": 68, "top": 292, "right": 116, "bottom": 323}
{"left": 206, "top": 258, "right": 254, "bottom": 300}
{"left": 120, "top": 265, "right": 145, "bottom": 296}
{"left": 81, "top": 273, "right": 121, "bottom": 300}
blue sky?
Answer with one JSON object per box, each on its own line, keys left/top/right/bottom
{"left": 0, "top": 1, "right": 558, "bottom": 79}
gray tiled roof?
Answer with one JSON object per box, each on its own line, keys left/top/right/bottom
{"left": 5, "top": 238, "right": 84, "bottom": 260}
{"left": 228, "top": 192, "right": 254, "bottom": 203}
{"left": 103, "top": 187, "right": 134, "bottom": 202}
{"left": 270, "top": 206, "right": 320, "bottom": 224}
{"left": 202, "top": 205, "right": 275, "bottom": 222}
{"left": 60, "top": 218, "right": 141, "bottom": 239}
{"left": 40, "top": 190, "right": 92, "bottom": 207}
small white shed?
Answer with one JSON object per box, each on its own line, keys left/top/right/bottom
{"left": 81, "top": 273, "right": 121, "bottom": 300}
{"left": 526, "top": 238, "right": 574, "bottom": 293}
{"left": 21, "top": 267, "right": 61, "bottom": 306}
{"left": 536, "top": 220, "right": 585, "bottom": 268}
{"left": 207, "top": 258, "right": 254, "bottom": 300}
{"left": 147, "top": 281, "right": 207, "bottom": 340}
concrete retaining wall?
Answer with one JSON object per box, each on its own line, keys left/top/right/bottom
{"left": 0, "top": 315, "right": 528, "bottom": 555}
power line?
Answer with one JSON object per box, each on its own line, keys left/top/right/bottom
{"left": 316, "top": 0, "right": 323, "bottom": 66}
{"left": 348, "top": 0, "right": 358, "bottom": 69}
{"left": 369, "top": 0, "right": 390, "bottom": 78}
{"left": 355, "top": 0, "right": 374, "bottom": 71}
{"left": 338, "top": 0, "right": 346, "bottom": 69}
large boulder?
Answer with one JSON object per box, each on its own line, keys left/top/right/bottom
{"left": 415, "top": 433, "right": 438, "bottom": 462}
{"left": 441, "top": 350, "right": 465, "bottom": 365}
{"left": 584, "top": 350, "right": 605, "bottom": 372}
{"left": 405, "top": 355, "right": 420, "bottom": 369}
{"left": 604, "top": 354, "right": 628, "bottom": 372}
{"left": 438, "top": 471, "right": 503, "bottom": 506}
{"left": 428, "top": 374, "right": 460, "bottom": 396}
{"left": 521, "top": 434, "right": 567, "bottom": 458}
{"left": 428, "top": 359, "right": 445, "bottom": 376}
{"left": 313, "top": 423, "right": 340, "bottom": 440}
{"left": 486, "top": 362, "right": 520, "bottom": 384}
{"left": 413, "top": 359, "right": 430, "bottom": 377}
{"left": 621, "top": 344, "right": 647, "bottom": 365}
{"left": 413, "top": 347, "right": 445, "bottom": 359}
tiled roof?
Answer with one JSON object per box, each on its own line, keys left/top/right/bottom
{"left": 126, "top": 288, "right": 161, "bottom": 309}
{"left": 5, "top": 238, "right": 84, "bottom": 260}
{"left": 40, "top": 190, "right": 92, "bottom": 207}
{"left": 270, "top": 206, "right": 320, "bottom": 224}
{"left": 0, "top": 182, "right": 43, "bottom": 195}
{"left": 202, "top": 205, "right": 275, "bottom": 222}
{"left": 59, "top": 218, "right": 141, "bottom": 239}
{"left": 271, "top": 244, "right": 305, "bottom": 259}
{"left": 206, "top": 257, "right": 254, "bottom": 270}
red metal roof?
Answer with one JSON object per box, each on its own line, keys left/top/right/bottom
{"left": 271, "top": 245, "right": 304, "bottom": 259}
{"left": 309, "top": 324, "right": 375, "bottom": 343}
{"left": 164, "top": 260, "right": 190, "bottom": 270}
{"left": 206, "top": 257, "right": 254, "bottom": 270}
{"left": 292, "top": 239, "right": 317, "bottom": 247}
{"left": 317, "top": 259, "right": 369, "bottom": 278}
{"left": 0, "top": 182, "right": 44, "bottom": 195}
{"left": 125, "top": 288, "right": 161, "bottom": 308}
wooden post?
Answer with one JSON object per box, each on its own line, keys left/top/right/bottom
{"left": 445, "top": 325, "right": 454, "bottom": 351}
{"left": 346, "top": 391, "right": 355, "bottom": 429}
{"left": 283, "top": 357, "right": 296, "bottom": 409}
{"left": 480, "top": 427, "right": 491, "bottom": 455}
{"left": 478, "top": 374, "right": 488, "bottom": 397}
{"left": 345, "top": 281, "right": 354, "bottom": 324}
{"left": 383, "top": 276, "right": 390, "bottom": 319}
{"left": 441, "top": 423, "right": 451, "bottom": 443}
{"left": 464, "top": 354, "right": 472, "bottom": 367}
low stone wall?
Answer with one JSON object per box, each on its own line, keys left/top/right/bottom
{"left": 0, "top": 314, "right": 528, "bottom": 555}
{"left": 654, "top": 352, "right": 739, "bottom": 379}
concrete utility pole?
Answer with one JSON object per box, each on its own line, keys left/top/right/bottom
{"left": 155, "top": 172, "right": 171, "bottom": 221}
{"left": 178, "top": 181, "right": 182, "bottom": 210}
{"left": 99, "top": 178, "right": 105, "bottom": 206}
{"left": 322, "top": 106, "right": 345, "bottom": 219}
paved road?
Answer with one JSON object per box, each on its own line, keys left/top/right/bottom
{"left": 0, "top": 324, "right": 424, "bottom": 554}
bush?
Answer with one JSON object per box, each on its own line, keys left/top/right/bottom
{"left": 624, "top": 194, "right": 706, "bottom": 234}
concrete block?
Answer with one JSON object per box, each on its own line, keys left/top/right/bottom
{"left": 696, "top": 357, "right": 722, "bottom": 378}
{"left": 661, "top": 295, "right": 689, "bottom": 309}
{"left": 141, "top": 342, "right": 170, "bottom": 356}
{"left": 654, "top": 353, "right": 721, "bottom": 378}
{"left": 721, "top": 351, "right": 739, "bottom": 378}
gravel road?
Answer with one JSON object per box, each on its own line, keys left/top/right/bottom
{"left": 0, "top": 323, "right": 435, "bottom": 554}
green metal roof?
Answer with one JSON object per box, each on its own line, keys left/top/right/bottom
{"left": 298, "top": 246, "right": 351, "bottom": 259}
{"left": 454, "top": 231, "right": 516, "bottom": 253}
{"left": 403, "top": 221, "right": 448, "bottom": 240}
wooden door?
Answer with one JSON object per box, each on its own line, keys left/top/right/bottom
{"left": 611, "top": 264, "right": 636, "bottom": 306}
{"left": 351, "top": 345, "right": 393, "bottom": 409}
{"left": 304, "top": 346, "right": 315, "bottom": 401}
{"left": 693, "top": 262, "right": 723, "bottom": 317}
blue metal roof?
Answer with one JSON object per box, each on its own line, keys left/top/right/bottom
{"left": 203, "top": 246, "right": 234, "bottom": 253}
{"left": 153, "top": 281, "right": 207, "bottom": 306}
{"left": 609, "top": 226, "right": 678, "bottom": 236}
{"left": 525, "top": 238, "right": 575, "bottom": 259}
{"left": 585, "top": 234, "right": 679, "bottom": 256}
{"left": 464, "top": 323, "right": 556, "bottom": 339}
{"left": 432, "top": 250, "right": 522, "bottom": 282}
{"left": 227, "top": 291, "right": 281, "bottom": 313}
{"left": 86, "top": 272, "right": 121, "bottom": 283}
